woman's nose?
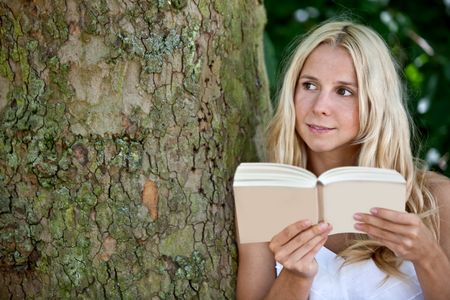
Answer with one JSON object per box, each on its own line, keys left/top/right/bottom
{"left": 312, "top": 91, "right": 332, "bottom": 116}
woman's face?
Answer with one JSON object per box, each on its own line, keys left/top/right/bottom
{"left": 294, "top": 43, "right": 360, "bottom": 158}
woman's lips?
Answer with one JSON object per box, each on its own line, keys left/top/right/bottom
{"left": 307, "top": 124, "right": 335, "bottom": 133}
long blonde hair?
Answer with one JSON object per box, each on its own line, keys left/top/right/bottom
{"left": 267, "top": 20, "right": 439, "bottom": 275}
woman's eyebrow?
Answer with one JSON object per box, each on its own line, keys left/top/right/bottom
{"left": 336, "top": 80, "right": 358, "bottom": 88}
{"left": 299, "top": 74, "right": 357, "bottom": 88}
{"left": 298, "top": 74, "right": 317, "bottom": 81}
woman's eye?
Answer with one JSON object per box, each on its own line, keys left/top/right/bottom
{"left": 337, "top": 88, "right": 353, "bottom": 96}
{"left": 303, "top": 82, "right": 317, "bottom": 90}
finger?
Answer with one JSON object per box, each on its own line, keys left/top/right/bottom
{"left": 354, "top": 222, "right": 402, "bottom": 244}
{"left": 270, "top": 219, "right": 312, "bottom": 247}
{"left": 280, "top": 234, "right": 328, "bottom": 271}
{"left": 369, "top": 208, "right": 419, "bottom": 225}
{"left": 353, "top": 213, "right": 417, "bottom": 236}
{"left": 276, "top": 225, "right": 331, "bottom": 264}
{"left": 275, "top": 223, "right": 331, "bottom": 259}
{"left": 292, "top": 235, "right": 328, "bottom": 270}
{"left": 367, "top": 234, "right": 401, "bottom": 257}
{"left": 301, "top": 234, "right": 328, "bottom": 262}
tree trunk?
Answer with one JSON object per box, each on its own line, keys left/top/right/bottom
{"left": 0, "top": 0, "right": 271, "bottom": 298}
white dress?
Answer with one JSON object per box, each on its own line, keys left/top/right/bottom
{"left": 275, "top": 247, "right": 423, "bottom": 300}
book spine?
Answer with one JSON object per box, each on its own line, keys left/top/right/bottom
{"left": 317, "top": 182, "right": 325, "bottom": 222}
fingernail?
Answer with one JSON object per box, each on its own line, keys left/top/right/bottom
{"left": 303, "top": 220, "right": 312, "bottom": 227}
{"left": 353, "top": 213, "right": 362, "bottom": 220}
{"left": 319, "top": 222, "right": 328, "bottom": 231}
{"left": 370, "top": 208, "right": 378, "bottom": 215}
{"left": 354, "top": 223, "right": 362, "bottom": 230}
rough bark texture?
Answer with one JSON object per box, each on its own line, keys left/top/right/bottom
{"left": 0, "top": 0, "right": 271, "bottom": 298}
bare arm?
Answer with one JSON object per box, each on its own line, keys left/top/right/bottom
{"left": 236, "top": 220, "right": 332, "bottom": 299}
{"left": 354, "top": 172, "right": 450, "bottom": 300}
{"left": 236, "top": 242, "right": 275, "bottom": 299}
{"left": 414, "top": 173, "right": 450, "bottom": 300}
{"left": 431, "top": 172, "right": 450, "bottom": 260}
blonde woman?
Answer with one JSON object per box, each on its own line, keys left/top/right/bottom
{"left": 236, "top": 20, "right": 450, "bottom": 299}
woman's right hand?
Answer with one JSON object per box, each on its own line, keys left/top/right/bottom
{"left": 269, "top": 220, "right": 332, "bottom": 279}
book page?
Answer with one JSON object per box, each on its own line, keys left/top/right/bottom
{"left": 234, "top": 186, "right": 319, "bottom": 243}
{"left": 234, "top": 163, "right": 317, "bottom": 188}
{"left": 322, "top": 181, "right": 405, "bottom": 235}
{"left": 318, "top": 167, "right": 405, "bottom": 185}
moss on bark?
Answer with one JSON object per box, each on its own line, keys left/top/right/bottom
{"left": 0, "top": 0, "right": 271, "bottom": 298}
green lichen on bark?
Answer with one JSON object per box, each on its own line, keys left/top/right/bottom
{"left": 0, "top": 0, "right": 271, "bottom": 298}
{"left": 81, "top": 0, "right": 109, "bottom": 35}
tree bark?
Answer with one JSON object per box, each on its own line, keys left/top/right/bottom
{"left": 0, "top": 0, "right": 271, "bottom": 298}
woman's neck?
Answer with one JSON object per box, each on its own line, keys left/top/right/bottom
{"left": 306, "top": 147, "right": 359, "bottom": 176}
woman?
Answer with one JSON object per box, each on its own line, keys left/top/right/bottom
{"left": 236, "top": 20, "right": 450, "bottom": 299}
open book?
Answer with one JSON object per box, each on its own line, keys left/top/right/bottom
{"left": 233, "top": 163, "right": 406, "bottom": 244}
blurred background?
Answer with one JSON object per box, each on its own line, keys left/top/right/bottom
{"left": 263, "top": 0, "right": 450, "bottom": 177}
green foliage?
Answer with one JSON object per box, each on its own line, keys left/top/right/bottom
{"left": 264, "top": 0, "right": 450, "bottom": 176}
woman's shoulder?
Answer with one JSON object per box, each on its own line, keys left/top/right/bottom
{"left": 425, "top": 171, "right": 450, "bottom": 202}
{"left": 425, "top": 171, "right": 450, "bottom": 227}
{"left": 425, "top": 171, "right": 450, "bottom": 253}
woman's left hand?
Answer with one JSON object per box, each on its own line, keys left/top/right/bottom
{"left": 353, "top": 208, "right": 438, "bottom": 263}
